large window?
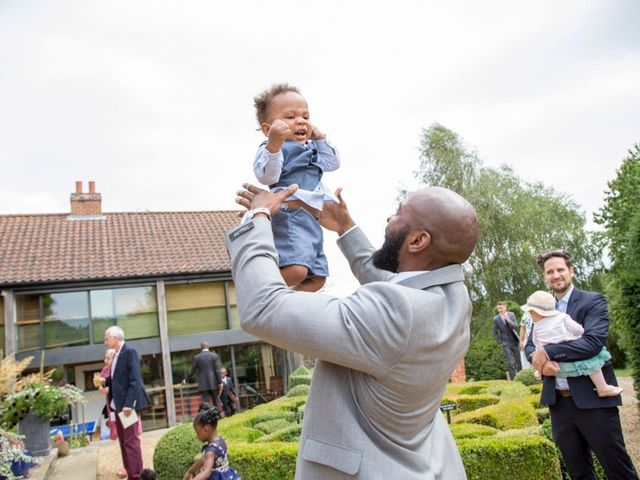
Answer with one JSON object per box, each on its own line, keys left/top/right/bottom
{"left": 227, "top": 283, "right": 240, "bottom": 330}
{"left": 91, "top": 287, "right": 158, "bottom": 342}
{"left": 15, "top": 286, "right": 158, "bottom": 351}
{"left": 16, "top": 294, "right": 40, "bottom": 352}
{"left": 166, "top": 282, "right": 228, "bottom": 336}
{"left": 43, "top": 292, "right": 90, "bottom": 348}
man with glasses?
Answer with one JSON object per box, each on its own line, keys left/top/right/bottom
{"left": 526, "top": 250, "right": 637, "bottom": 479}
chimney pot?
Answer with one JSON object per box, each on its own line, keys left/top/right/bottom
{"left": 75, "top": 181, "right": 83, "bottom": 193}
{"left": 89, "top": 181, "right": 95, "bottom": 193}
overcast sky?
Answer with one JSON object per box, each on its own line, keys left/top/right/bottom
{"left": 1, "top": 1, "right": 639, "bottom": 296}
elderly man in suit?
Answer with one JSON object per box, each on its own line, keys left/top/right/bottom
{"left": 228, "top": 183, "right": 478, "bottom": 479}
{"left": 186, "top": 341, "right": 223, "bottom": 408}
{"left": 104, "top": 326, "right": 149, "bottom": 480}
{"left": 492, "top": 301, "right": 522, "bottom": 380}
{"left": 526, "top": 250, "right": 637, "bottom": 480}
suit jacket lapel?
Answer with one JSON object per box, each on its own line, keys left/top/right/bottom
{"left": 565, "top": 288, "right": 581, "bottom": 319}
{"left": 396, "top": 264, "right": 464, "bottom": 290}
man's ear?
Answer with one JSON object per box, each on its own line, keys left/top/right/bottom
{"left": 407, "top": 230, "right": 431, "bottom": 253}
{"left": 260, "top": 122, "right": 271, "bottom": 136}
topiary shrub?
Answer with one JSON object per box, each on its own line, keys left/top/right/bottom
{"left": 454, "top": 394, "right": 500, "bottom": 413}
{"left": 458, "top": 435, "right": 561, "bottom": 480}
{"left": 286, "top": 384, "right": 310, "bottom": 397}
{"left": 529, "top": 384, "right": 542, "bottom": 394}
{"left": 482, "top": 381, "right": 531, "bottom": 399}
{"left": 253, "top": 418, "right": 292, "bottom": 434}
{"left": 536, "top": 407, "right": 549, "bottom": 424}
{"left": 290, "top": 366, "right": 310, "bottom": 376}
{"left": 515, "top": 368, "right": 540, "bottom": 386}
{"left": 449, "top": 422, "right": 498, "bottom": 439}
{"left": 453, "top": 399, "right": 538, "bottom": 430}
{"left": 288, "top": 374, "right": 312, "bottom": 389}
{"left": 229, "top": 443, "right": 298, "bottom": 480}
{"left": 255, "top": 424, "right": 302, "bottom": 443}
{"left": 153, "top": 422, "right": 201, "bottom": 480}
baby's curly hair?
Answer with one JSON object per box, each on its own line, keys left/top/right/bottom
{"left": 254, "top": 83, "right": 301, "bottom": 125}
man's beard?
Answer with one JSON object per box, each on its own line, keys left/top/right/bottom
{"left": 372, "top": 226, "right": 410, "bottom": 273}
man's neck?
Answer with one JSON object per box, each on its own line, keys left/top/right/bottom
{"left": 555, "top": 283, "right": 574, "bottom": 301}
{"left": 114, "top": 340, "right": 124, "bottom": 353}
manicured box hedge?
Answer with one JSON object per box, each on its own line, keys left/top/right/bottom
{"left": 154, "top": 375, "right": 560, "bottom": 480}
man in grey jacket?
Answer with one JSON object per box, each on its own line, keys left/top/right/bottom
{"left": 227, "top": 183, "right": 478, "bottom": 479}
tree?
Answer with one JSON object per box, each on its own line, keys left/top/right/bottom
{"left": 413, "top": 123, "right": 603, "bottom": 379}
{"left": 594, "top": 144, "right": 640, "bottom": 400}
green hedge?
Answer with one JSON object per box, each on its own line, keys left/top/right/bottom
{"left": 285, "top": 384, "right": 310, "bottom": 397}
{"left": 255, "top": 424, "right": 302, "bottom": 443}
{"left": 453, "top": 399, "right": 538, "bottom": 430}
{"left": 254, "top": 418, "right": 292, "bottom": 434}
{"left": 229, "top": 442, "right": 298, "bottom": 480}
{"left": 514, "top": 368, "right": 540, "bottom": 386}
{"left": 288, "top": 374, "right": 312, "bottom": 388}
{"left": 449, "top": 422, "right": 498, "bottom": 439}
{"left": 458, "top": 435, "right": 561, "bottom": 480}
{"left": 153, "top": 422, "right": 201, "bottom": 480}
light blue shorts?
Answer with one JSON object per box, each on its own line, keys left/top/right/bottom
{"left": 271, "top": 207, "right": 328, "bottom": 277}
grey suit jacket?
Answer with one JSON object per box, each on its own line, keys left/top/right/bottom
{"left": 189, "top": 349, "right": 222, "bottom": 392}
{"left": 492, "top": 312, "right": 519, "bottom": 346}
{"left": 226, "top": 219, "right": 470, "bottom": 479}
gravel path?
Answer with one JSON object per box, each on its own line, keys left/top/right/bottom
{"left": 618, "top": 376, "right": 639, "bottom": 470}
{"left": 96, "top": 378, "right": 640, "bottom": 479}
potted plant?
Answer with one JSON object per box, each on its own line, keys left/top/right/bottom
{"left": 0, "top": 428, "right": 38, "bottom": 480}
{"left": 0, "top": 355, "right": 85, "bottom": 457}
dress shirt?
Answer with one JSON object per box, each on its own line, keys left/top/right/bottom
{"left": 110, "top": 341, "right": 125, "bottom": 410}
{"left": 554, "top": 286, "right": 574, "bottom": 390}
{"left": 253, "top": 139, "right": 340, "bottom": 210}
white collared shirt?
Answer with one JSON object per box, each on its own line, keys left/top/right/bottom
{"left": 553, "top": 286, "right": 574, "bottom": 390}
{"left": 110, "top": 341, "right": 125, "bottom": 409}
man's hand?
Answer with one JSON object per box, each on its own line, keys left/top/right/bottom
{"left": 310, "top": 126, "right": 326, "bottom": 140}
{"left": 122, "top": 407, "right": 132, "bottom": 417}
{"left": 541, "top": 361, "right": 560, "bottom": 376}
{"left": 531, "top": 348, "right": 549, "bottom": 372}
{"left": 319, "top": 188, "right": 355, "bottom": 236}
{"left": 532, "top": 347, "right": 560, "bottom": 377}
{"left": 266, "top": 119, "right": 290, "bottom": 153}
{"left": 236, "top": 183, "right": 298, "bottom": 217}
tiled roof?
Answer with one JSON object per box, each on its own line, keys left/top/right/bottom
{"left": 0, "top": 211, "right": 241, "bottom": 286}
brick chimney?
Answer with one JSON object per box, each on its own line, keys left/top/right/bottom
{"left": 69, "top": 181, "right": 102, "bottom": 216}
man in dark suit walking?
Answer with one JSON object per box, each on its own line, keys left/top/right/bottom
{"left": 186, "top": 342, "right": 223, "bottom": 408}
{"left": 527, "top": 249, "right": 637, "bottom": 479}
{"left": 104, "top": 326, "right": 149, "bottom": 480}
{"left": 492, "top": 301, "right": 522, "bottom": 380}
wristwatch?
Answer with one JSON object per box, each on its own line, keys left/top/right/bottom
{"left": 241, "top": 207, "right": 272, "bottom": 225}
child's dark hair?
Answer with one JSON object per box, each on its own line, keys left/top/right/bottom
{"left": 194, "top": 404, "right": 221, "bottom": 428}
{"left": 254, "top": 83, "right": 301, "bottom": 125}
{"left": 140, "top": 468, "right": 157, "bottom": 480}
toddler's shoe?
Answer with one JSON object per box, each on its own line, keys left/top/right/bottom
{"left": 534, "top": 370, "right": 542, "bottom": 381}
{"left": 596, "top": 385, "right": 623, "bottom": 397}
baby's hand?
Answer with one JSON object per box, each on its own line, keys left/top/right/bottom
{"left": 310, "top": 126, "right": 326, "bottom": 140}
{"left": 266, "top": 119, "right": 290, "bottom": 152}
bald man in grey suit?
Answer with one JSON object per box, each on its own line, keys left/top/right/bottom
{"left": 227, "top": 183, "right": 479, "bottom": 479}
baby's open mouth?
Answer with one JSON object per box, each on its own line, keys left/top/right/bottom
{"left": 295, "top": 129, "right": 307, "bottom": 137}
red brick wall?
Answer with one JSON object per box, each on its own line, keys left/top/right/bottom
{"left": 70, "top": 193, "right": 102, "bottom": 215}
{"left": 449, "top": 360, "right": 466, "bottom": 383}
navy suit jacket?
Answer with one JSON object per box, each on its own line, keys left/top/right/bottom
{"left": 106, "top": 342, "right": 150, "bottom": 412}
{"left": 525, "top": 287, "right": 621, "bottom": 409}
